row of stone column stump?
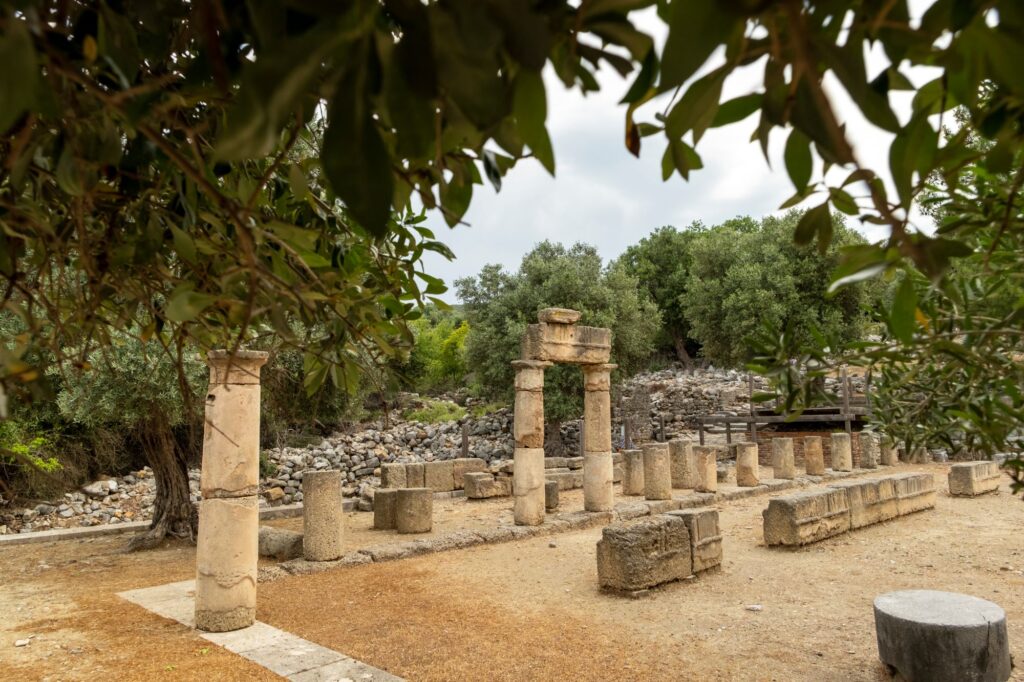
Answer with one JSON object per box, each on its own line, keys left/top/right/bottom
{"left": 373, "top": 487, "right": 434, "bottom": 533}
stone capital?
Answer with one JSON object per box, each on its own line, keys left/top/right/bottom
{"left": 207, "top": 350, "right": 269, "bottom": 385}
{"left": 513, "top": 360, "right": 552, "bottom": 392}
{"left": 582, "top": 363, "right": 617, "bottom": 392}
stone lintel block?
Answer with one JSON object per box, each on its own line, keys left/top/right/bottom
{"left": 771, "top": 438, "right": 796, "bottom": 480}
{"left": 642, "top": 443, "right": 672, "bottom": 501}
{"left": 665, "top": 507, "right": 722, "bottom": 573}
{"left": 464, "top": 471, "right": 512, "bottom": 499}
{"left": 831, "top": 433, "right": 853, "bottom": 471}
{"left": 452, "top": 457, "right": 487, "bottom": 490}
{"left": 396, "top": 488, "right": 433, "bottom": 534}
{"left": 735, "top": 442, "right": 760, "bottom": 487}
{"left": 948, "top": 461, "right": 1002, "bottom": 497}
{"left": 829, "top": 478, "right": 898, "bottom": 529}
{"left": 804, "top": 436, "right": 825, "bottom": 475}
{"left": 669, "top": 439, "right": 699, "bottom": 489}
{"left": 514, "top": 447, "right": 545, "bottom": 526}
{"left": 206, "top": 349, "right": 269, "bottom": 385}
{"left": 195, "top": 496, "right": 258, "bottom": 632}
{"left": 762, "top": 488, "right": 851, "bottom": 546}
{"left": 621, "top": 449, "right": 645, "bottom": 496}
{"left": 423, "top": 460, "right": 456, "bottom": 492}
{"left": 892, "top": 473, "right": 937, "bottom": 515}
{"left": 380, "top": 463, "right": 407, "bottom": 489}
{"left": 538, "top": 307, "right": 582, "bottom": 324}
{"left": 521, "top": 323, "right": 612, "bottom": 364}
{"left": 302, "top": 470, "right": 344, "bottom": 561}
{"left": 373, "top": 488, "right": 399, "bottom": 530}
{"left": 583, "top": 451, "right": 614, "bottom": 512}
{"left": 405, "top": 462, "right": 426, "bottom": 488}
{"left": 596, "top": 515, "right": 692, "bottom": 593}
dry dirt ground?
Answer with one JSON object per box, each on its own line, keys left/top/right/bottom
{"left": 2, "top": 463, "right": 1022, "bottom": 681}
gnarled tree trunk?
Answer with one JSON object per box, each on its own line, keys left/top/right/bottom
{"left": 127, "top": 413, "right": 197, "bottom": 551}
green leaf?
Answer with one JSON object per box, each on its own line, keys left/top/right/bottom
{"left": 513, "top": 70, "right": 555, "bottom": 174}
{"left": 482, "top": 150, "right": 503, "bottom": 192}
{"left": 784, "top": 128, "right": 812, "bottom": 191}
{"left": 889, "top": 112, "right": 938, "bottom": 207}
{"left": 620, "top": 48, "right": 658, "bottom": 104}
{"left": 660, "top": 1, "right": 738, "bottom": 90}
{"left": 710, "top": 94, "right": 762, "bottom": 127}
{"left": 669, "top": 138, "right": 702, "bottom": 180}
{"left": 888, "top": 276, "right": 917, "bottom": 344}
{"left": 828, "top": 187, "right": 858, "bottom": 215}
{"left": 665, "top": 68, "right": 725, "bottom": 143}
{"left": 0, "top": 17, "right": 37, "bottom": 134}
{"left": 165, "top": 289, "right": 216, "bottom": 323}
{"left": 793, "top": 202, "right": 831, "bottom": 248}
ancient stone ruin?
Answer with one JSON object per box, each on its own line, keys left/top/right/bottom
{"left": 512, "top": 308, "right": 615, "bottom": 525}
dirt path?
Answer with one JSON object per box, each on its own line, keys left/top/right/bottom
{"left": 2, "top": 464, "right": 1022, "bottom": 681}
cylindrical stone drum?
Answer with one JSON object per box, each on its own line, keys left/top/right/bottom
{"left": 583, "top": 451, "right": 614, "bottom": 511}
{"left": 642, "top": 443, "right": 671, "bottom": 501}
{"left": 621, "top": 449, "right": 644, "bottom": 496}
{"left": 513, "top": 447, "right": 545, "bottom": 525}
{"left": 544, "top": 480, "right": 559, "bottom": 511}
{"left": 735, "top": 442, "right": 759, "bottom": 487}
{"left": 771, "top": 438, "right": 795, "bottom": 480}
{"left": 303, "top": 470, "right": 344, "bottom": 560}
{"left": 695, "top": 446, "right": 717, "bottom": 493}
{"left": 396, "top": 487, "right": 433, "bottom": 534}
{"left": 669, "top": 438, "right": 697, "bottom": 489}
{"left": 831, "top": 432, "right": 853, "bottom": 471}
{"left": 195, "top": 496, "right": 259, "bottom": 632}
{"left": 373, "top": 488, "right": 399, "bottom": 530}
{"left": 804, "top": 436, "right": 825, "bottom": 475}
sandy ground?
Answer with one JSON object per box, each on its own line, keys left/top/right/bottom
{"left": 2, "top": 463, "right": 1022, "bottom": 681}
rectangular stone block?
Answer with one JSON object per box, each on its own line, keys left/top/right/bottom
{"left": 762, "top": 488, "right": 851, "bottom": 546}
{"left": 452, "top": 458, "right": 487, "bottom": 490}
{"left": 596, "top": 515, "right": 692, "bottom": 593}
{"left": 405, "top": 462, "right": 425, "bottom": 488}
{"left": 566, "top": 456, "right": 584, "bottom": 470}
{"left": 521, "top": 322, "right": 612, "bottom": 364}
{"left": 546, "top": 471, "right": 578, "bottom": 491}
{"left": 545, "top": 457, "right": 568, "bottom": 468}
{"left": 380, "top": 463, "right": 407, "bottom": 489}
{"left": 829, "top": 478, "right": 898, "bottom": 529}
{"left": 892, "top": 473, "right": 936, "bottom": 515}
{"left": 665, "top": 508, "right": 722, "bottom": 573}
{"left": 464, "top": 472, "right": 511, "bottom": 499}
{"left": 948, "top": 461, "right": 1002, "bottom": 497}
{"left": 423, "top": 460, "right": 455, "bottom": 492}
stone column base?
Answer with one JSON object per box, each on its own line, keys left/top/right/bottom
{"left": 513, "top": 448, "right": 545, "bottom": 525}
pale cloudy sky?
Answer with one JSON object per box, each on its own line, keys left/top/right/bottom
{"left": 421, "top": 6, "right": 938, "bottom": 301}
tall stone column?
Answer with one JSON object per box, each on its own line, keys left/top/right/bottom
{"left": 582, "top": 363, "right": 616, "bottom": 512}
{"left": 512, "top": 360, "right": 551, "bottom": 526}
{"left": 195, "top": 350, "right": 268, "bottom": 633}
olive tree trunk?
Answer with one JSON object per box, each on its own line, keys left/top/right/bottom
{"left": 127, "top": 414, "right": 197, "bottom": 551}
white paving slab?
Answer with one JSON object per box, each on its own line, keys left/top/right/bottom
{"left": 118, "top": 580, "right": 402, "bottom": 681}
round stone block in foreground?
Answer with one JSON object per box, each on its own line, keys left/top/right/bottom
{"left": 874, "top": 590, "right": 1011, "bottom": 682}
{"left": 396, "top": 488, "right": 433, "bottom": 534}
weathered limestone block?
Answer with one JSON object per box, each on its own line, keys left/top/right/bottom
{"left": 303, "top": 470, "right": 344, "bottom": 561}
{"left": 861, "top": 432, "right": 880, "bottom": 469}
{"left": 596, "top": 515, "right": 692, "bottom": 593}
{"left": 804, "top": 436, "right": 825, "bottom": 475}
{"left": 405, "top": 462, "right": 426, "bottom": 488}
{"left": 583, "top": 451, "right": 614, "bottom": 512}
{"left": 621, "top": 449, "right": 644, "bottom": 496}
{"left": 642, "top": 443, "right": 672, "bottom": 501}
{"left": 380, "top": 463, "right": 407, "bottom": 489}
{"left": 464, "top": 472, "right": 512, "bottom": 498}
{"left": 879, "top": 438, "right": 898, "bottom": 466}
{"left": 452, "top": 457, "right": 487, "bottom": 490}
{"left": 566, "top": 456, "right": 584, "bottom": 470}
{"left": 948, "top": 461, "right": 1002, "bottom": 497}
{"left": 831, "top": 432, "right": 853, "bottom": 472}
{"left": 512, "top": 360, "right": 550, "bottom": 448}
{"left": 423, "top": 460, "right": 455, "bottom": 492}
{"left": 669, "top": 438, "right": 699, "bottom": 489}
{"left": 762, "top": 488, "right": 851, "bottom": 546}
{"left": 694, "top": 446, "right": 718, "bottom": 493}
{"left": 521, "top": 322, "right": 612, "bottom": 364}
{"left": 893, "top": 473, "right": 937, "bottom": 515}
{"left": 874, "top": 590, "right": 1011, "bottom": 682}
{"left": 195, "top": 496, "right": 259, "bottom": 631}
{"left": 200, "top": 351, "right": 268, "bottom": 499}
{"left": 666, "top": 508, "right": 722, "bottom": 573}
{"left": 513, "top": 447, "right": 545, "bottom": 526}
{"left": 545, "top": 480, "right": 559, "bottom": 511}
{"left": 546, "top": 471, "right": 579, "bottom": 491}
{"left": 545, "top": 457, "right": 568, "bottom": 468}
{"left": 373, "top": 488, "right": 399, "bottom": 530}
{"left": 538, "top": 307, "right": 582, "bottom": 324}
{"left": 771, "top": 438, "right": 796, "bottom": 480}
{"left": 829, "top": 478, "right": 898, "bottom": 529}
{"left": 395, "top": 488, "right": 433, "bottom": 534}
{"left": 258, "top": 525, "right": 304, "bottom": 561}
{"left": 735, "top": 442, "right": 760, "bottom": 487}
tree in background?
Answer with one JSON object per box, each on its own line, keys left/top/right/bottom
{"left": 681, "top": 212, "right": 878, "bottom": 367}
{"left": 457, "top": 242, "right": 659, "bottom": 453}
{"left": 405, "top": 310, "right": 470, "bottom": 394}
{"left": 617, "top": 225, "right": 703, "bottom": 363}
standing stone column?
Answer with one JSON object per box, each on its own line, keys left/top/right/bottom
{"left": 880, "top": 437, "right": 898, "bottom": 466}
{"left": 771, "top": 438, "right": 796, "bottom": 479}
{"left": 195, "top": 350, "right": 268, "bottom": 633}
{"left": 621, "top": 449, "right": 645, "bottom": 496}
{"left": 861, "top": 432, "right": 879, "bottom": 469}
{"left": 804, "top": 436, "right": 825, "bottom": 475}
{"left": 303, "top": 470, "right": 344, "bottom": 560}
{"left": 831, "top": 432, "right": 853, "bottom": 471}
{"left": 642, "top": 442, "right": 672, "bottom": 500}
{"left": 669, "top": 438, "right": 699, "bottom": 489}
{"left": 582, "top": 363, "right": 617, "bottom": 512}
{"left": 736, "top": 442, "right": 760, "bottom": 487}
{"left": 695, "top": 446, "right": 718, "bottom": 493}
{"left": 512, "top": 360, "right": 551, "bottom": 525}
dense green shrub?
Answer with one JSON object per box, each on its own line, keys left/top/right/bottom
{"left": 404, "top": 313, "right": 469, "bottom": 394}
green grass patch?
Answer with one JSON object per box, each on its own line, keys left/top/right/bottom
{"left": 470, "top": 401, "right": 505, "bottom": 418}
{"left": 406, "top": 399, "right": 467, "bottom": 424}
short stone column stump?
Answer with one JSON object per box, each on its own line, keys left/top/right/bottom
{"left": 642, "top": 443, "right": 671, "bottom": 501}
{"left": 874, "top": 590, "right": 1011, "bottom": 682}
{"left": 621, "top": 449, "right": 644, "bottom": 496}
{"left": 545, "top": 480, "right": 559, "bottom": 511}
{"left": 735, "top": 442, "right": 759, "bottom": 487}
{"left": 373, "top": 488, "right": 399, "bottom": 530}
{"left": 396, "top": 488, "right": 433, "bottom": 534}
{"left": 302, "top": 470, "right": 344, "bottom": 561}
{"left": 949, "top": 461, "right": 1002, "bottom": 497}
{"left": 803, "top": 436, "right": 825, "bottom": 475}
{"left": 771, "top": 438, "right": 795, "bottom": 479}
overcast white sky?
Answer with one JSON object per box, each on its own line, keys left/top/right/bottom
{"left": 421, "top": 5, "right": 939, "bottom": 301}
